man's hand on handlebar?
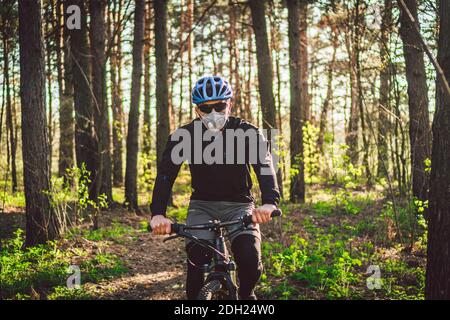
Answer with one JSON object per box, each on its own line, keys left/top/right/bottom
{"left": 252, "top": 204, "right": 277, "bottom": 225}
{"left": 150, "top": 215, "right": 172, "bottom": 235}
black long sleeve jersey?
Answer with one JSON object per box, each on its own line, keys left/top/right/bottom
{"left": 150, "top": 116, "right": 281, "bottom": 216}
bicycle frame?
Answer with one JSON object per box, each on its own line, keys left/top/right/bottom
{"left": 152, "top": 209, "right": 282, "bottom": 300}
{"left": 202, "top": 221, "right": 239, "bottom": 299}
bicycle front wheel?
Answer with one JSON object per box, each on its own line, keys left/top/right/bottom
{"left": 197, "top": 280, "right": 236, "bottom": 300}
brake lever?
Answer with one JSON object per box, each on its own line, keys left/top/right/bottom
{"left": 164, "top": 227, "right": 194, "bottom": 242}
{"left": 163, "top": 234, "right": 180, "bottom": 242}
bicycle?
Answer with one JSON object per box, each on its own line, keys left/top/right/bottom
{"left": 149, "top": 208, "right": 282, "bottom": 300}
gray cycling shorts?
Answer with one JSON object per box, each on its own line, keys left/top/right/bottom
{"left": 185, "top": 200, "right": 260, "bottom": 246}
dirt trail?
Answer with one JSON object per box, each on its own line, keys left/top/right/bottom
{"left": 88, "top": 211, "right": 188, "bottom": 300}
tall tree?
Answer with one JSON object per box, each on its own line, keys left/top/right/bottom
{"left": 178, "top": 0, "right": 185, "bottom": 125}
{"left": 299, "top": 0, "right": 309, "bottom": 122}
{"left": 425, "top": 0, "right": 450, "bottom": 299}
{"left": 229, "top": 1, "right": 242, "bottom": 117}
{"left": 89, "top": 0, "right": 113, "bottom": 203}
{"left": 58, "top": 0, "right": 75, "bottom": 180}
{"left": 125, "top": 0, "right": 145, "bottom": 211}
{"left": 1, "top": 0, "right": 18, "bottom": 193}
{"left": 344, "top": 0, "right": 360, "bottom": 165}
{"left": 377, "top": 0, "right": 392, "bottom": 178}
{"left": 287, "top": 0, "right": 305, "bottom": 203}
{"left": 398, "top": 0, "right": 431, "bottom": 201}
{"left": 19, "top": 0, "right": 58, "bottom": 245}
{"left": 66, "top": 0, "right": 98, "bottom": 199}
{"left": 248, "top": 0, "right": 277, "bottom": 129}
{"left": 44, "top": 2, "right": 54, "bottom": 167}
{"left": 187, "top": 0, "right": 194, "bottom": 121}
{"left": 354, "top": 1, "right": 372, "bottom": 183}
{"left": 110, "top": 0, "right": 124, "bottom": 187}
{"left": 154, "top": 0, "right": 170, "bottom": 165}
{"left": 143, "top": 0, "right": 153, "bottom": 189}
{"left": 244, "top": 21, "right": 254, "bottom": 123}
{"left": 249, "top": 0, "right": 281, "bottom": 198}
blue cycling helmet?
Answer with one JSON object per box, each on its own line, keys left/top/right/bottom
{"left": 192, "top": 75, "right": 233, "bottom": 105}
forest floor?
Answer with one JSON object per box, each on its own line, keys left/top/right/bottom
{"left": 0, "top": 184, "right": 427, "bottom": 300}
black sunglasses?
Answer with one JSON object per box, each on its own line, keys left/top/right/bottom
{"left": 198, "top": 101, "right": 228, "bottom": 114}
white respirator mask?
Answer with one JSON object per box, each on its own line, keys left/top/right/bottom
{"left": 200, "top": 109, "right": 229, "bottom": 132}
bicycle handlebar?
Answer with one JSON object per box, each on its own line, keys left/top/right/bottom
{"left": 148, "top": 208, "right": 282, "bottom": 234}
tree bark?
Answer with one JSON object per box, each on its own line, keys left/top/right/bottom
{"left": 110, "top": 0, "right": 124, "bottom": 187}
{"left": 2, "top": 29, "right": 17, "bottom": 193}
{"left": 143, "top": 0, "right": 153, "bottom": 189}
{"left": 248, "top": 0, "right": 277, "bottom": 129}
{"left": 344, "top": 0, "right": 360, "bottom": 165}
{"left": 398, "top": 0, "right": 431, "bottom": 201}
{"left": 66, "top": 0, "right": 98, "bottom": 200}
{"left": 19, "top": 0, "right": 58, "bottom": 245}
{"left": 89, "top": 0, "right": 113, "bottom": 203}
{"left": 287, "top": 0, "right": 305, "bottom": 203}
{"left": 187, "top": 0, "right": 194, "bottom": 121}
{"left": 244, "top": 24, "right": 253, "bottom": 123}
{"left": 229, "top": 1, "right": 242, "bottom": 117}
{"left": 58, "top": 0, "right": 75, "bottom": 180}
{"left": 299, "top": 1, "right": 309, "bottom": 122}
{"left": 377, "top": 0, "right": 392, "bottom": 178}
{"left": 125, "top": 0, "right": 145, "bottom": 211}
{"left": 154, "top": 0, "right": 170, "bottom": 165}
{"left": 44, "top": 4, "right": 54, "bottom": 173}
{"left": 425, "top": 0, "right": 450, "bottom": 299}
{"left": 249, "top": 0, "right": 281, "bottom": 200}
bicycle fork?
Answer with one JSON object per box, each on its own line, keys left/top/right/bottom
{"left": 201, "top": 227, "right": 239, "bottom": 298}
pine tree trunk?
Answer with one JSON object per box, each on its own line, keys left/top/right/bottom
{"left": 287, "top": 0, "right": 305, "bottom": 203}
{"left": 143, "top": 0, "right": 153, "bottom": 190}
{"left": 125, "top": 0, "right": 145, "bottom": 211}
{"left": 245, "top": 25, "right": 253, "bottom": 123}
{"left": 299, "top": 1, "right": 309, "bottom": 122}
{"left": 44, "top": 5, "right": 54, "bottom": 173}
{"left": 66, "top": 0, "right": 98, "bottom": 200}
{"left": 229, "top": 1, "right": 242, "bottom": 117}
{"left": 343, "top": 0, "right": 360, "bottom": 165}
{"left": 110, "top": 0, "right": 124, "bottom": 188}
{"left": 377, "top": 0, "right": 392, "bottom": 178}
{"left": 248, "top": 0, "right": 277, "bottom": 129}
{"left": 3, "top": 33, "right": 17, "bottom": 193}
{"left": 58, "top": 0, "right": 75, "bottom": 180}
{"left": 399, "top": 0, "right": 431, "bottom": 201}
{"left": 89, "top": 0, "right": 113, "bottom": 203}
{"left": 154, "top": 0, "right": 170, "bottom": 165}
{"left": 425, "top": 0, "right": 450, "bottom": 299}
{"left": 19, "top": 0, "right": 58, "bottom": 245}
{"left": 249, "top": 0, "right": 281, "bottom": 199}
{"left": 187, "top": 0, "right": 194, "bottom": 121}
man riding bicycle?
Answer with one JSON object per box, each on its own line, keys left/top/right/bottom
{"left": 150, "top": 75, "right": 280, "bottom": 300}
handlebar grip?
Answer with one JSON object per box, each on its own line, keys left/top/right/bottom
{"left": 148, "top": 222, "right": 181, "bottom": 234}
{"left": 242, "top": 208, "right": 282, "bottom": 226}
{"left": 271, "top": 209, "right": 282, "bottom": 218}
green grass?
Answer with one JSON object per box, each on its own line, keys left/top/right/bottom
{"left": 259, "top": 189, "right": 426, "bottom": 300}
{"left": 0, "top": 229, "right": 128, "bottom": 300}
{"left": 261, "top": 230, "right": 363, "bottom": 299}
{"left": 83, "top": 221, "right": 135, "bottom": 242}
{"left": 0, "top": 190, "right": 26, "bottom": 208}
